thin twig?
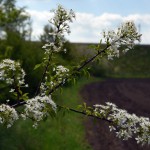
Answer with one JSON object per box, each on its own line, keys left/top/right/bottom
{"left": 35, "top": 24, "right": 62, "bottom": 96}
{"left": 48, "top": 44, "right": 110, "bottom": 94}
{"left": 12, "top": 75, "right": 20, "bottom": 104}
{"left": 12, "top": 101, "right": 26, "bottom": 107}
{"left": 34, "top": 53, "right": 52, "bottom": 96}
{"left": 12, "top": 101, "right": 112, "bottom": 123}
{"left": 11, "top": 44, "right": 110, "bottom": 108}
{"left": 57, "top": 104, "right": 112, "bottom": 123}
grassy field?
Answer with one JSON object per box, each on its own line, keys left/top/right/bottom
{"left": 89, "top": 44, "right": 150, "bottom": 78}
{"left": 107, "top": 45, "right": 150, "bottom": 78}
{"left": 0, "top": 77, "right": 101, "bottom": 150}
{"left": 0, "top": 42, "right": 149, "bottom": 149}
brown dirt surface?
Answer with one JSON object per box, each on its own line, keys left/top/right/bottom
{"left": 80, "top": 78, "right": 150, "bottom": 150}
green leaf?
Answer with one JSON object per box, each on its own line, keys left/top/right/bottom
{"left": 77, "top": 105, "right": 83, "bottom": 109}
{"left": 86, "top": 110, "right": 92, "bottom": 115}
{"left": 13, "top": 92, "right": 17, "bottom": 97}
{"left": 33, "top": 63, "right": 41, "bottom": 70}
{"left": 83, "top": 102, "right": 87, "bottom": 109}
{"left": 22, "top": 93, "right": 29, "bottom": 101}
{"left": 18, "top": 88, "right": 23, "bottom": 95}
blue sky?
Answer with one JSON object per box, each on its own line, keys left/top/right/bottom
{"left": 17, "top": 0, "right": 150, "bottom": 44}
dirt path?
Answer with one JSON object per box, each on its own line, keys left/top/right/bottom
{"left": 80, "top": 78, "right": 150, "bottom": 150}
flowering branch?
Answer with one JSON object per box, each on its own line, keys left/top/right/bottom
{"left": 57, "top": 104, "right": 112, "bottom": 123}
{"left": 57, "top": 102, "right": 150, "bottom": 145}
{"left": 35, "top": 52, "right": 53, "bottom": 96}
{"left": 1, "top": 4, "right": 149, "bottom": 147}
{"left": 94, "top": 102, "right": 150, "bottom": 145}
{"left": 48, "top": 44, "right": 110, "bottom": 94}
{"left": 48, "top": 22, "right": 141, "bottom": 94}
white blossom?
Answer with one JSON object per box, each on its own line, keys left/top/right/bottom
{"left": 0, "top": 59, "right": 27, "bottom": 87}
{"left": 42, "top": 5, "right": 75, "bottom": 54}
{"left": 56, "top": 65, "right": 69, "bottom": 76}
{"left": 0, "top": 104, "right": 19, "bottom": 128}
{"left": 94, "top": 102, "right": 150, "bottom": 145}
{"left": 22, "top": 95, "right": 57, "bottom": 128}
{"left": 39, "top": 65, "right": 69, "bottom": 95}
{"left": 9, "top": 88, "right": 15, "bottom": 93}
{"left": 103, "top": 21, "right": 141, "bottom": 60}
{"left": 40, "top": 82, "right": 48, "bottom": 96}
{"left": 40, "top": 65, "right": 69, "bottom": 96}
{"left": 54, "top": 65, "right": 69, "bottom": 85}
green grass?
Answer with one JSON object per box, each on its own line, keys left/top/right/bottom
{"left": 91, "top": 45, "right": 150, "bottom": 78}
{"left": 1, "top": 43, "right": 149, "bottom": 149}
{"left": 0, "top": 77, "right": 101, "bottom": 150}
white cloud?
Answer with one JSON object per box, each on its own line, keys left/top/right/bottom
{"left": 27, "top": 9, "right": 52, "bottom": 40}
{"left": 124, "top": 14, "right": 150, "bottom": 25}
{"left": 27, "top": 9, "right": 150, "bottom": 44}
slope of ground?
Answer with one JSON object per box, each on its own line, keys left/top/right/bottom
{"left": 81, "top": 78, "right": 150, "bottom": 150}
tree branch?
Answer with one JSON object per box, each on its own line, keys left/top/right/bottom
{"left": 48, "top": 44, "right": 110, "bottom": 94}
{"left": 57, "top": 104, "right": 112, "bottom": 123}
{"left": 12, "top": 74, "right": 20, "bottom": 104}
{"left": 34, "top": 52, "right": 52, "bottom": 96}
{"left": 12, "top": 101, "right": 112, "bottom": 124}
{"left": 11, "top": 44, "right": 110, "bottom": 108}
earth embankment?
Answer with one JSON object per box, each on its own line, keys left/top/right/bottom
{"left": 81, "top": 78, "right": 150, "bottom": 150}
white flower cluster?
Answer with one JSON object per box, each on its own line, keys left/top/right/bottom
{"left": 40, "top": 5, "right": 74, "bottom": 95}
{"left": 94, "top": 102, "right": 150, "bottom": 145}
{"left": 42, "top": 42, "right": 61, "bottom": 53}
{"left": 40, "top": 65, "right": 69, "bottom": 95}
{"left": 53, "top": 65, "right": 69, "bottom": 84}
{"left": 21, "top": 95, "right": 57, "bottom": 128}
{"left": 103, "top": 21, "right": 141, "bottom": 60}
{"left": 40, "top": 82, "right": 48, "bottom": 96}
{"left": 0, "top": 59, "right": 26, "bottom": 86}
{"left": 42, "top": 5, "right": 75, "bottom": 54}
{"left": 55, "top": 65, "right": 69, "bottom": 76}
{"left": 0, "top": 104, "right": 19, "bottom": 128}
{"left": 50, "top": 4, "right": 75, "bottom": 34}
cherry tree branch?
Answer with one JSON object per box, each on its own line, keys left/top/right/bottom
{"left": 48, "top": 44, "right": 110, "bottom": 94}
{"left": 12, "top": 44, "right": 110, "bottom": 108}
{"left": 57, "top": 104, "right": 112, "bottom": 123}
{"left": 35, "top": 53, "right": 52, "bottom": 96}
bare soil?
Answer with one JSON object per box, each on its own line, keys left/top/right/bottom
{"left": 80, "top": 78, "right": 150, "bottom": 150}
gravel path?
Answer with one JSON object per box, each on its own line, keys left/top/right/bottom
{"left": 80, "top": 78, "right": 150, "bottom": 150}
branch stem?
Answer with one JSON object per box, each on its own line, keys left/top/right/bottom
{"left": 35, "top": 52, "right": 52, "bottom": 96}
{"left": 12, "top": 101, "right": 112, "bottom": 123}
{"left": 48, "top": 44, "right": 110, "bottom": 94}
{"left": 12, "top": 44, "right": 111, "bottom": 108}
{"left": 57, "top": 104, "right": 112, "bottom": 123}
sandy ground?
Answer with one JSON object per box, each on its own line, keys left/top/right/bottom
{"left": 80, "top": 78, "right": 150, "bottom": 150}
